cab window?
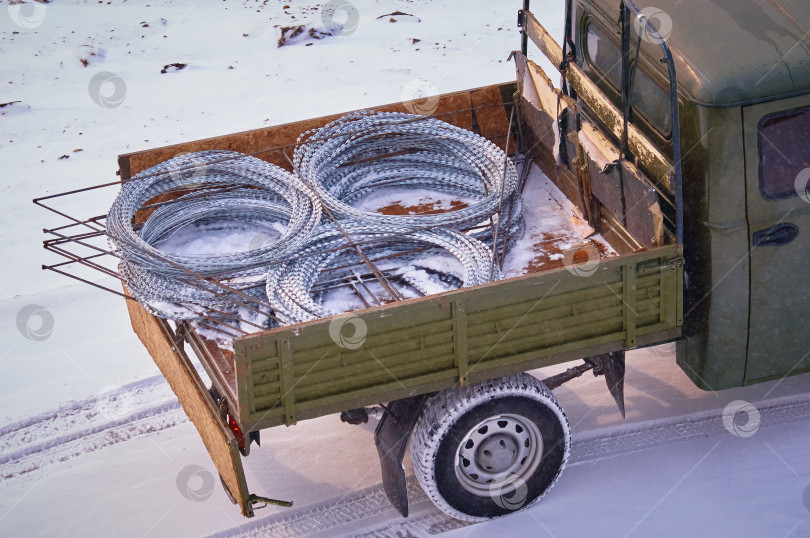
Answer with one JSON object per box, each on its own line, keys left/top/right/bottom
{"left": 758, "top": 106, "right": 810, "bottom": 199}
{"left": 584, "top": 21, "right": 672, "bottom": 136}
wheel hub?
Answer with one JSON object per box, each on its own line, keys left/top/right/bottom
{"left": 454, "top": 413, "right": 544, "bottom": 497}
{"left": 476, "top": 433, "right": 518, "bottom": 474}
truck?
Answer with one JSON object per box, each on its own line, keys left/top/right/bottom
{"left": 37, "top": 0, "right": 810, "bottom": 523}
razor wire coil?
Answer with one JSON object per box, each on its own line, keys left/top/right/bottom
{"left": 106, "top": 150, "right": 322, "bottom": 317}
{"left": 108, "top": 112, "right": 523, "bottom": 328}
{"left": 294, "top": 110, "right": 519, "bottom": 231}
{"left": 265, "top": 221, "right": 502, "bottom": 325}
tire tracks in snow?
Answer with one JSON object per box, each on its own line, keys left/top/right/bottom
{"left": 3, "top": 379, "right": 810, "bottom": 535}
{"left": 0, "top": 375, "right": 184, "bottom": 480}
{"left": 207, "top": 394, "right": 810, "bottom": 538}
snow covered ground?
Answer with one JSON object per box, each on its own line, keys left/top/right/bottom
{"left": 0, "top": 0, "right": 543, "bottom": 420}
{"left": 2, "top": 1, "right": 810, "bottom": 537}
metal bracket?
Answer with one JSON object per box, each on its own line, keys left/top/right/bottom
{"left": 248, "top": 493, "right": 293, "bottom": 509}
{"left": 278, "top": 339, "right": 297, "bottom": 426}
{"left": 542, "top": 352, "right": 626, "bottom": 417}
{"left": 452, "top": 300, "right": 469, "bottom": 387}
{"left": 664, "top": 257, "right": 685, "bottom": 271}
{"left": 173, "top": 322, "right": 187, "bottom": 347}
{"left": 340, "top": 408, "right": 370, "bottom": 425}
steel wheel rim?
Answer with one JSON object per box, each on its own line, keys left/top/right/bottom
{"left": 454, "top": 413, "right": 544, "bottom": 497}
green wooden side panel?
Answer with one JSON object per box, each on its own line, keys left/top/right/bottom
{"left": 234, "top": 244, "right": 683, "bottom": 431}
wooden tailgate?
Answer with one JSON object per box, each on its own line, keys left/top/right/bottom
{"left": 124, "top": 295, "right": 255, "bottom": 517}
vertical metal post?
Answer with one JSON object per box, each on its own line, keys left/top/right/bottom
{"left": 617, "top": 2, "right": 631, "bottom": 227}
{"left": 520, "top": 0, "right": 530, "bottom": 56}
{"left": 621, "top": 0, "right": 684, "bottom": 244}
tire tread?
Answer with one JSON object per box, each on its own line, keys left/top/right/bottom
{"left": 410, "top": 373, "right": 571, "bottom": 522}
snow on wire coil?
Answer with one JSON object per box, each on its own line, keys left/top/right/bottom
{"left": 266, "top": 222, "right": 501, "bottom": 325}
{"left": 106, "top": 150, "right": 322, "bottom": 317}
{"left": 293, "top": 110, "right": 519, "bottom": 231}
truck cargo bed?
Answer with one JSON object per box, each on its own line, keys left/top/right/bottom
{"left": 116, "top": 82, "right": 682, "bottom": 433}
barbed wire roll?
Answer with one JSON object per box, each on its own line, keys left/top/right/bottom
{"left": 293, "top": 110, "right": 519, "bottom": 231}
{"left": 106, "top": 150, "right": 322, "bottom": 318}
{"left": 465, "top": 191, "right": 525, "bottom": 252}
{"left": 265, "top": 222, "right": 501, "bottom": 325}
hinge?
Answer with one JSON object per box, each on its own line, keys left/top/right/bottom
{"left": 174, "top": 321, "right": 188, "bottom": 347}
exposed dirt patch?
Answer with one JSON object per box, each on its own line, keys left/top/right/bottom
{"left": 524, "top": 232, "right": 617, "bottom": 274}
{"left": 277, "top": 24, "right": 333, "bottom": 47}
{"left": 375, "top": 199, "right": 469, "bottom": 216}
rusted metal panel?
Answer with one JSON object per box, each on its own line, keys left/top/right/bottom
{"left": 470, "top": 84, "right": 516, "bottom": 153}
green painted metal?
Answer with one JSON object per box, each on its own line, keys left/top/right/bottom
{"left": 234, "top": 245, "right": 683, "bottom": 431}
{"left": 742, "top": 93, "right": 810, "bottom": 385}
{"left": 587, "top": 0, "right": 810, "bottom": 107}
{"left": 572, "top": 1, "right": 810, "bottom": 391}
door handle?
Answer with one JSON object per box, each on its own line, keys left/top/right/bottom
{"left": 753, "top": 223, "right": 798, "bottom": 247}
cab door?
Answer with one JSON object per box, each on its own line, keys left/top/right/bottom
{"left": 743, "top": 94, "right": 810, "bottom": 384}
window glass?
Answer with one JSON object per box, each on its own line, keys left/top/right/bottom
{"left": 758, "top": 107, "right": 810, "bottom": 199}
{"left": 585, "top": 22, "right": 672, "bottom": 135}
{"left": 630, "top": 68, "right": 672, "bottom": 134}
{"left": 585, "top": 23, "right": 621, "bottom": 89}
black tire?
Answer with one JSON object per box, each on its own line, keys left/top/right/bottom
{"left": 410, "top": 373, "right": 570, "bottom": 521}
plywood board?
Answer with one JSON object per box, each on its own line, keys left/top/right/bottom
{"left": 580, "top": 122, "right": 662, "bottom": 248}
{"left": 124, "top": 292, "right": 254, "bottom": 517}
{"left": 117, "top": 86, "right": 510, "bottom": 179}
{"left": 525, "top": 10, "right": 673, "bottom": 190}
{"left": 470, "top": 85, "right": 515, "bottom": 152}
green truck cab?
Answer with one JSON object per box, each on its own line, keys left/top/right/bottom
{"left": 37, "top": 0, "right": 810, "bottom": 524}
{"left": 568, "top": 0, "right": 810, "bottom": 389}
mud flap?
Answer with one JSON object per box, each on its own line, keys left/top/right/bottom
{"left": 374, "top": 394, "right": 430, "bottom": 517}
{"left": 589, "top": 351, "right": 626, "bottom": 418}
{"left": 125, "top": 295, "right": 255, "bottom": 517}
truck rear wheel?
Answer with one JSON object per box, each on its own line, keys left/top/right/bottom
{"left": 410, "top": 373, "right": 570, "bottom": 521}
